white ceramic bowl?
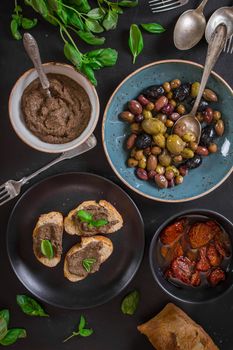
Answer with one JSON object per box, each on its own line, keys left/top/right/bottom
{"left": 9, "top": 62, "right": 100, "bottom": 153}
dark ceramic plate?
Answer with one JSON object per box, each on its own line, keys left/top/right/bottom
{"left": 7, "top": 172, "right": 144, "bottom": 309}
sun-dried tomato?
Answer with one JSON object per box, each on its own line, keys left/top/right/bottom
{"left": 189, "top": 221, "right": 216, "bottom": 249}
{"left": 161, "top": 242, "right": 184, "bottom": 263}
{"left": 191, "top": 271, "right": 201, "bottom": 286}
{"left": 196, "top": 247, "right": 211, "bottom": 272}
{"left": 208, "top": 268, "right": 226, "bottom": 286}
{"left": 160, "top": 219, "right": 186, "bottom": 245}
{"left": 170, "top": 256, "right": 195, "bottom": 284}
{"left": 207, "top": 243, "right": 221, "bottom": 267}
{"left": 214, "top": 230, "right": 231, "bottom": 257}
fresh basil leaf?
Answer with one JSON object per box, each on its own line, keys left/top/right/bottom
{"left": 30, "top": 0, "right": 49, "bottom": 18}
{"left": 87, "top": 8, "right": 105, "bottom": 20}
{"left": 0, "top": 317, "right": 7, "bottom": 341}
{"left": 64, "top": 42, "right": 83, "bottom": 68}
{"left": 79, "top": 328, "right": 93, "bottom": 337}
{"left": 67, "top": 0, "right": 91, "bottom": 13}
{"left": 129, "top": 24, "right": 143, "bottom": 64}
{"left": 121, "top": 290, "right": 140, "bottom": 315}
{"left": 0, "top": 311, "right": 9, "bottom": 327}
{"left": 81, "top": 64, "right": 97, "bottom": 86}
{"left": 10, "top": 19, "right": 22, "bottom": 40}
{"left": 47, "top": 0, "right": 62, "bottom": 12}
{"left": 0, "top": 329, "right": 26, "bottom": 346}
{"left": 16, "top": 295, "right": 49, "bottom": 317}
{"left": 118, "top": 0, "right": 138, "bottom": 7}
{"left": 110, "top": 4, "right": 123, "bottom": 14}
{"left": 77, "top": 30, "right": 105, "bottom": 45}
{"left": 59, "top": 9, "right": 69, "bottom": 25}
{"left": 141, "top": 23, "right": 165, "bottom": 34}
{"left": 82, "top": 258, "right": 96, "bottom": 272}
{"left": 92, "top": 219, "right": 108, "bottom": 227}
{"left": 67, "top": 11, "right": 84, "bottom": 30}
{"left": 22, "top": 17, "right": 38, "bottom": 29}
{"left": 78, "top": 315, "right": 86, "bottom": 330}
{"left": 85, "top": 19, "right": 104, "bottom": 33}
{"left": 102, "top": 10, "right": 118, "bottom": 31}
{"left": 77, "top": 210, "right": 93, "bottom": 223}
{"left": 12, "top": 14, "right": 22, "bottom": 26}
{"left": 41, "top": 240, "right": 54, "bottom": 260}
{"left": 86, "top": 48, "right": 118, "bottom": 67}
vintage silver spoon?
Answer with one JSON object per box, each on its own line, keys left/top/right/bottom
{"left": 174, "top": 0, "right": 209, "bottom": 50}
{"left": 173, "top": 24, "right": 227, "bottom": 143}
{"left": 205, "top": 6, "right": 233, "bottom": 43}
{"left": 23, "top": 33, "right": 51, "bottom": 98}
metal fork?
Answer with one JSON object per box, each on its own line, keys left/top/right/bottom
{"left": 149, "top": 0, "right": 189, "bottom": 13}
{"left": 224, "top": 35, "right": 233, "bottom": 54}
{"left": 0, "top": 134, "right": 97, "bottom": 207}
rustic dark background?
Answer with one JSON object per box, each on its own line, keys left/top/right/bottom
{"left": 0, "top": 0, "right": 233, "bottom": 349}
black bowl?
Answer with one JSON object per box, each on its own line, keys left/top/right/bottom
{"left": 149, "top": 209, "right": 233, "bottom": 303}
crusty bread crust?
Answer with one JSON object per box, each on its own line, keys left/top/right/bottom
{"left": 64, "top": 200, "right": 123, "bottom": 236}
{"left": 64, "top": 235, "right": 113, "bottom": 282}
{"left": 137, "top": 303, "right": 219, "bottom": 350}
{"left": 33, "top": 211, "right": 63, "bottom": 267}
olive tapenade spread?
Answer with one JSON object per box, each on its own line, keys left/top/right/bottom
{"left": 33, "top": 223, "right": 62, "bottom": 258}
{"left": 67, "top": 241, "right": 103, "bottom": 278}
{"left": 21, "top": 73, "right": 91, "bottom": 144}
{"left": 73, "top": 205, "right": 118, "bottom": 235}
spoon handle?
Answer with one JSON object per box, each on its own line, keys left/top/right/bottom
{"left": 197, "top": 0, "right": 209, "bottom": 12}
{"left": 191, "top": 25, "right": 227, "bottom": 117}
{"left": 23, "top": 33, "right": 50, "bottom": 92}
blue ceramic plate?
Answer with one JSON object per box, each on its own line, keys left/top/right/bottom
{"left": 102, "top": 60, "right": 233, "bottom": 202}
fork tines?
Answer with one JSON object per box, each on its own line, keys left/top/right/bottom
{"left": 224, "top": 35, "right": 233, "bottom": 54}
{"left": 0, "top": 184, "right": 11, "bottom": 206}
{"left": 149, "top": 0, "right": 189, "bottom": 13}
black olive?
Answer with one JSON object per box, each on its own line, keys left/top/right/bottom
{"left": 143, "top": 85, "right": 165, "bottom": 101}
{"left": 135, "top": 133, "right": 152, "bottom": 149}
{"left": 185, "top": 155, "right": 202, "bottom": 169}
{"left": 200, "top": 125, "right": 216, "bottom": 147}
{"left": 191, "top": 98, "right": 209, "bottom": 112}
{"left": 173, "top": 83, "right": 191, "bottom": 102}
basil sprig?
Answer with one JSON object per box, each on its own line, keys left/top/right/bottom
{"left": 10, "top": 4, "right": 37, "bottom": 40}
{"left": 11, "top": 0, "right": 138, "bottom": 85}
{"left": 121, "top": 290, "right": 140, "bottom": 315}
{"left": 0, "top": 309, "right": 26, "bottom": 346}
{"left": 77, "top": 210, "right": 108, "bottom": 228}
{"left": 82, "top": 258, "right": 96, "bottom": 272}
{"left": 41, "top": 239, "right": 54, "bottom": 259}
{"left": 63, "top": 315, "right": 93, "bottom": 343}
{"left": 16, "top": 295, "right": 49, "bottom": 317}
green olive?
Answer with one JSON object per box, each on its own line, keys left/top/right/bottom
{"left": 175, "top": 175, "right": 184, "bottom": 185}
{"left": 182, "top": 132, "right": 196, "bottom": 143}
{"left": 135, "top": 150, "right": 144, "bottom": 161}
{"left": 173, "top": 155, "right": 183, "bottom": 163}
{"left": 158, "top": 149, "right": 172, "bottom": 167}
{"left": 166, "top": 165, "right": 179, "bottom": 177}
{"left": 156, "top": 164, "right": 165, "bottom": 175}
{"left": 166, "top": 135, "right": 186, "bottom": 155}
{"left": 142, "top": 109, "right": 153, "bottom": 120}
{"left": 142, "top": 119, "right": 167, "bottom": 135}
{"left": 127, "top": 158, "right": 138, "bottom": 167}
{"left": 181, "top": 148, "right": 194, "bottom": 159}
{"left": 153, "top": 133, "right": 166, "bottom": 148}
{"left": 191, "top": 82, "right": 200, "bottom": 98}
{"left": 138, "top": 156, "right": 147, "bottom": 169}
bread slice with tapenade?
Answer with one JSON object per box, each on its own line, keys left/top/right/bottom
{"left": 64, "top": 235, "right": 113, "bottom": 282}
{"left": 33, "top": 211, "right": 63, "bottom": 267}
{"left": 64, "top": 200, "right": 123, "bottom": 236}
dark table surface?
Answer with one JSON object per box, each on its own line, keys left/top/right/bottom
{"left": 1, "top": 0, "right": 233, "bottom": 349}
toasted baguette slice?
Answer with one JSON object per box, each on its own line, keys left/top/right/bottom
{"left": 64, "top": 200, "right": 123, "bottom": 236}
{"left": 64, "top": 235, "right": 113, "bottom": 282}
{"left": 33, "top": 211, "right": 63, "bottom": 267}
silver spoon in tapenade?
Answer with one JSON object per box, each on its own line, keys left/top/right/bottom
{"left": 23, "top": 33, "right": 51, "bottom": 98}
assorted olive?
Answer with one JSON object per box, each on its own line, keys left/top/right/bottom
{"left": 119, "top": 80, "right": 224, "bottom": 189}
